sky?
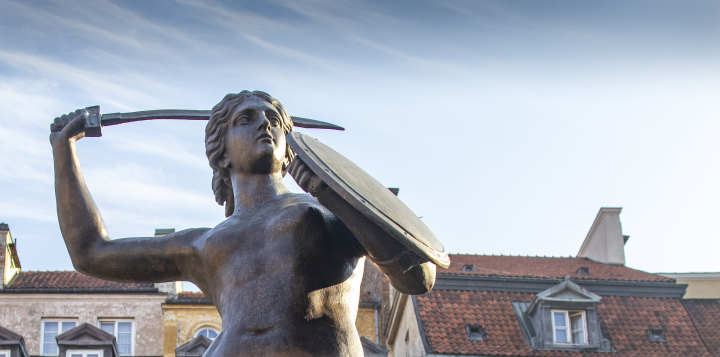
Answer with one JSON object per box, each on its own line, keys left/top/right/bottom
{"left": 1, "top": 0, "right": 719, "bottom": 289}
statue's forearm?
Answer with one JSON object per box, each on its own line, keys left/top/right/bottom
{"left": 52, "top": 139, "right": 109, "bottom": 272}
{"left": 316, "top": 189, "right": 436, "bottom": 294}
{"left": 315, "top": 188, "right": 403, "bottom": 261}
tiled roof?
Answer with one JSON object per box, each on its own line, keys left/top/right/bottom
{"left": 416, "top": 290, "right": 712, "bottom": 356}
{"left": 6, "top": 271, "right": 155, "bottom": 290}
{"left": 683, "top": 299, "right": 720, "bottom": 357}
{"left": 445, "top": 254, "right": 673, "bottom": 282}
{"left": 165, "top": 291, "right": 213, "bottom": 305}
{"left": 177, "top": 292, "right": 207, "bottom": 300}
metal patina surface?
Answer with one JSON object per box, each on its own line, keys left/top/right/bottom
{"left": 51, "top": 106, "right": 344, "bottom": 137}
{"left": 49, "top": 90, "right": 442, "bottom": 357}
{"left": 288, "top": 131, "right": 450, "bottom": 268}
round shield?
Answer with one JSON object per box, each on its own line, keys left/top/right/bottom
{"left": 288, "top": 131, "right": 450, "bottom": 268}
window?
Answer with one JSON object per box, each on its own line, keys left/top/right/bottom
{"left": 67, "top": 350, "right": 103, "bottom": 357}
{"left": 42, "top": 319, "right": 77, "bottom": 355}
{"left": 466, "top": 325, "right": 484, "bottom": 341}
{"left": 576, "top": 267, "right": 590, "bottom": 275}
{"left": 0, "top": 349, "right": 11, "bottom": 357}
{"left": 194, "top": 328, "right": 219, "bottom": 341}
{"left": 648, "top": 329, "right": 666, "bottom": 342}
{"left": 99, "top": 321, "right": 133, "bottom": 356}
{"left": 461, "top": 264, "right": 475, "bottom": 272}
{"left": 552, "top": 310, "right": 587, "bottom": 344}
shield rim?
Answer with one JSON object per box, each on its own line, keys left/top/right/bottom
{"left": 288, "top": 131, "right": 450, "bottom": 268}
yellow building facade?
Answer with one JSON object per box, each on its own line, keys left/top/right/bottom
{"left": 161, "top": 292, "right": 222, "bottom": 357}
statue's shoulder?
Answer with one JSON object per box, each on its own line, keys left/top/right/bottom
{"left": 278, "top": 193, "right": 342, "bottom": 223}
{"left": 279, "top": 192, "right": 323, "bottom": 208}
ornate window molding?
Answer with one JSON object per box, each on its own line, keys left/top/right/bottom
{"left": 513, "top": 277, "right": 612, "bottom": 352}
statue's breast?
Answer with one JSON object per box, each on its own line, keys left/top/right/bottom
{"left": 197, "top": 196, "right": 351, "bottom": 296}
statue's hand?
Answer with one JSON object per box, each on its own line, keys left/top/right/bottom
{"left": 49, "top": 109, "right": 87, "bottom": 147}
{"left": 288, "top": 158, "right": 329, "bottom": 197}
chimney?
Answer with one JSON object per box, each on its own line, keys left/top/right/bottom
{"left": 577, "top": 208, "right": 628, "bottom": 266}
{"left": 0, "top": 223, "right": 21, "bottom": 288}
{"left": 155, "top": 228, "right": 175, "bottom": 237}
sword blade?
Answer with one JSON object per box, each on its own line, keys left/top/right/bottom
{"left": 100, "top": 109, "right": 344, "bottom": 131}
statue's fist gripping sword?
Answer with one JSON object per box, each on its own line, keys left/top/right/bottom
{"left": 50, "top": 106, "right": 344, "bottom": 137}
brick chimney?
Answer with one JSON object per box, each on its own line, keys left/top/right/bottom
{"left": 577, "top": 208, "right": 629, "bottom": 266}
{"left": 0, "top": 223, "right": 21, "bottom": 288}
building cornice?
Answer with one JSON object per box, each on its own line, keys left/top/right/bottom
{"left": 658, "top": 272, "right": 720, "bottom": 280}
{"left": 435, "top": 274, "right": 687, "bottom": 298}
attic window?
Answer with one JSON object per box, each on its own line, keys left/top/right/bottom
{"left": 466, "top": 325, "right": 484, "bottom": 341}
{"left": 552, "top": 310, "right": 587, "bottom": 344}
{"left": 461, "top": 264, "right": 475, "bottom": 272}
{"left": 576, "top": 267, "right": 590, "bottom": 275}
{"left": 648, "top": 329, "right": 666, "bottom": 342}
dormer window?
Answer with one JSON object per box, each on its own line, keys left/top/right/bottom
{"left": 461, "top": 264, "right": 475, "bottom": 272}
{"left": 576, "top": 267, "right": 590, "bottom": 275}
{"left": 552, "top": 310, "right": 587, "bottom": 344}
{"left": 648, "top": 329, "right": 666, "bottom": 342}
{"left": 466, "top": 325, "right": 484, "bottom": 341}
{"left": 512, "top": 277, "right": 611, "bottom": 352}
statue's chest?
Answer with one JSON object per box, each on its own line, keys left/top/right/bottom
{"left": 199, "top": 202, "right": 332, "bottom": 278}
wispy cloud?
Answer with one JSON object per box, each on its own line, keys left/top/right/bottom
{"left": 0, "top": 51, "right": 170, "bottom": 110}
{"left": 107, "top": 133, "right": 208, "bottom": 170}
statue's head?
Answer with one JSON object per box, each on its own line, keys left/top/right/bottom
{"left": 205, "top": 91, "right": 295, "bottom": 217}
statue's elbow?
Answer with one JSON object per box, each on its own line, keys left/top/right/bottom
{"left": 71, "top": 256, "right": 94, "bottom": 275}
{"left": 394, "top": 262, "right": 436, "bottom": 295}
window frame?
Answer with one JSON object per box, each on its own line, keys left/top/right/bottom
{"left": 551, "top": 310, "right": 588, "bottom": 345}
{"left": 0, "top": 349, "right": 11, "bottom": 357}
{"left": 466, "top": 325, "right": 484, "bottom": 341}
{"left": 193, "top": 327, "right": 219, "bottom": 341}
{"left": 40, "top": 319, "right": 78, "bottom": 356}
{"left": 66, "top": 350, "right": 104, "bottom": 357}
{"left": 97, "top": 320, "right": 134, "bottom": 356}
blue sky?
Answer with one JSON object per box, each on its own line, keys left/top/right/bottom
{"left": 1, "top": 0, "right": 719, "bottom": 283}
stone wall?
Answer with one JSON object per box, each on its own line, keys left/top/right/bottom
{"left": 0, "top": 293, "right": 166, "bottom": 356}
{"left": 361, "top": 260, "right": 391, "bottom": 346}
{"left": 387, "top": 297, "right": 425, "bottom": 357}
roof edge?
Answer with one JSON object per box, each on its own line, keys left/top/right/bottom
{"left": 434, "top": 274, "right": 687, "bottom": 298}
{"left": 0, "top": 287, "right": 161, "bottom": 294}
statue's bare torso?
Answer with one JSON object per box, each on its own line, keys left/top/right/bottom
{"left": 50, "top": 92, "right": 436, "bottom": 357}
{"left": 196, "top": 194, "right": 363, "bottom": 356}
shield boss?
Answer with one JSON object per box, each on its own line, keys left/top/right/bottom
{"left": 287, "top": 131, "right": 450, "bottom": 268}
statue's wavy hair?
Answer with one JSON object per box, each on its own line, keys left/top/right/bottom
{"left": 205, "top": 90, "right": 295, "bottom": 217}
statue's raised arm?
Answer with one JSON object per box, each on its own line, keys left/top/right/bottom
{"left": 49, "top": 91, "right": 449, "bottom": 357}
{"left": 49, "top": 109, "right": 204, "bottom": 284}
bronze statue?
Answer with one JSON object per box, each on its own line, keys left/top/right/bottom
{"left": 50, "top": 91, "right": 446, "bottom": 357}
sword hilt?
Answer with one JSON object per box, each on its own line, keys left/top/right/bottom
{"left": 84, "top": 106, "right": 102, "bottom": 137}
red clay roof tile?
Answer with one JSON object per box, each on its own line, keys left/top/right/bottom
{"left": 176, "top": 292, "right": 208, "bottom": 300}
{"left": 7, "top": 271, "right": 154, "bottom": 289}
{"left": 416, "top": 290, "right": 712, "bottom": 356}
{"left": 445, "top": 254, "right": 673, "bottom": 282}
{"left": 683, "top": 299, "right": 720, "bottom": 357}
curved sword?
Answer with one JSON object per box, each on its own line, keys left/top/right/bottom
{"left": 78, "top": 106, "right": 344, "bottom": 137}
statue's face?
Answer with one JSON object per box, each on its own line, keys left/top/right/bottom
{"left": 224, "top": 96, "right": 287, "bottom": 175}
